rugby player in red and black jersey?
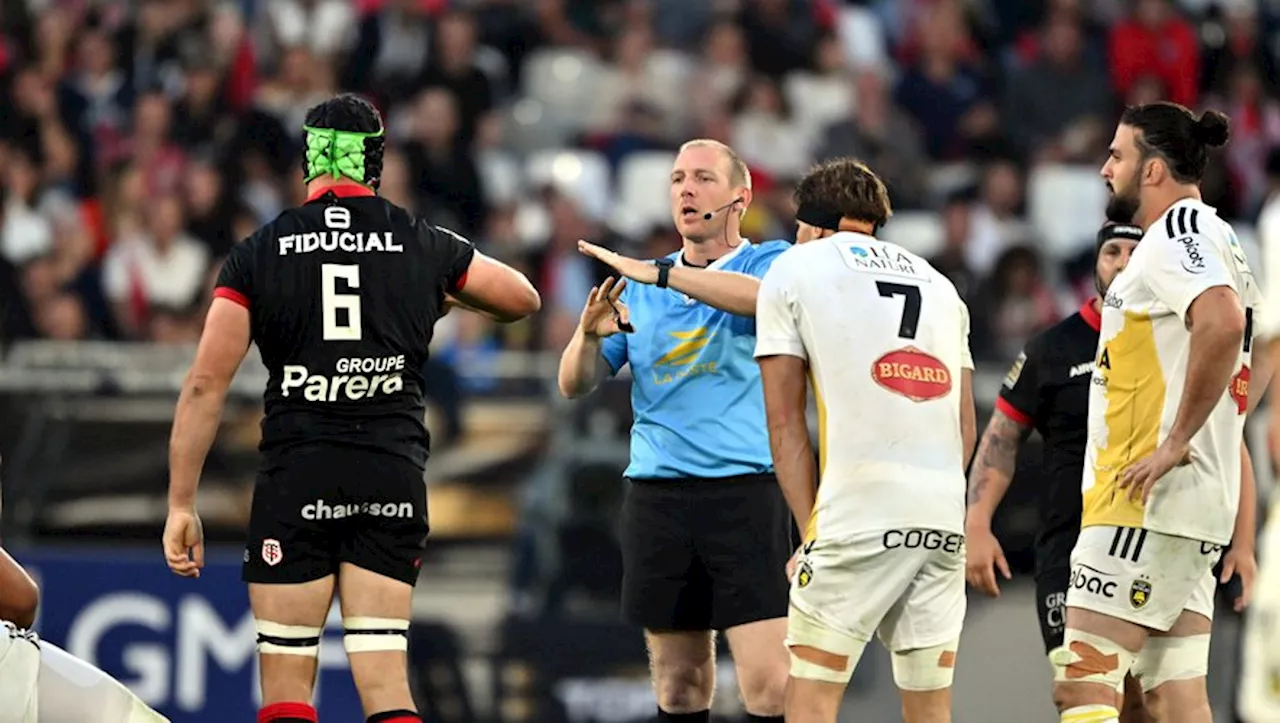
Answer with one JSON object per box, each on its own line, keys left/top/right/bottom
{"left": 162, "top": 93, "right": 539, "bottom": 723}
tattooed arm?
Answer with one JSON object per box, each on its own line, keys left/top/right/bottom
{"left": 964, "top": 408, "right": 1029, "bottom": 596}
{"left": 966, "top": 409, "right": 1028, "bottom": 523}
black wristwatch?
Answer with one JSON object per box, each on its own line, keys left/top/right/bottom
{"left": 655, "top": 257, "right": 674, "bottom": 289}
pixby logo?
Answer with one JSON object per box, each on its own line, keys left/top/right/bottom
{"left": 871, "top": 347, "right": 952, "bottom": 402}
{"left": 261, "top": 539, "right": 283, "bottom": 567}
{"left": 1231, "top": 365, "right": 1250, "bottom": 415}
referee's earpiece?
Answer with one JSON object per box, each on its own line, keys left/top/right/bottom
{"left": 703, "top": 197, "right": 745, "bottom": 221}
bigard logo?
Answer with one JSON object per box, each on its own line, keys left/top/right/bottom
{"left": 1231, "top": 365, "right": 1250, "bottom": 415}
{"left": 872, "top": 346, "right": 952, "bottom": 402}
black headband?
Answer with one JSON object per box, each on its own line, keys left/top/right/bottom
{"left": 1097, "top": 223, "right": 1143, "bottom": 252}
{"left": 795, "top": 202, "right": 844, "bottom": 231}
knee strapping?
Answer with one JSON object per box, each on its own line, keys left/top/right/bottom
{"left": 1050, "top": 630, "right": 1137, "bottom": 693}
{"left": 343, "top": 617, "right": 409, "bottom": 654}
{"left": 1130, "top": 634, "right": 1210, "bottom": 692}
{"left": 788, "top": 647, "right": 854, "bottom": 684}
{"left": 255, "top": 620, "right": 321, "bottom": 657}
{"left": 785, "top": 605, "right": 862, "bottom": 684}
{"left": 890, "top": 639, "right": 959, "bottom": 691}
{"left": 1060, "top": 703, "right": 1119, "bottom": 722}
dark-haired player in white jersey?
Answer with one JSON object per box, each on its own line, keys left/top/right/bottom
{"left": 755, "top": 158, "right": 976, "bottom": 723}
{"left": 967, "top": 220, "right": 1260, "bottom": 721}
{"left": 162, "top": 94, "right": 539, "bottom": 723}
{"left": 1053, "top": 103, "right": 1259, "bottom": 723}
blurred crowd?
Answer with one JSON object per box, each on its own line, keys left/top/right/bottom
{"left": 1, "top": 0, "right": 1279, "bottom": 367}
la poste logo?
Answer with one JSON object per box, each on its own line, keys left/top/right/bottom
{"left": 872, "top": 347, "right": 952, "bottom": 402}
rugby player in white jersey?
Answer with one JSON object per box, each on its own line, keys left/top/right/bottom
{"left": 753, "top": 158, "right": 976, "bottom": 723}
{"left": 1238, "top": 493, "right": 1280, "bottom": 722}
{"left": 0, "top": 485, "right": 168, "bottom": 723}
{"left": 1052, "top": 103, "right": 1259, "bottom": 723}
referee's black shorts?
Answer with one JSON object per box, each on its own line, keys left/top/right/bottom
{"left": 620, "top": 473, "right": 792, "bottom": 631}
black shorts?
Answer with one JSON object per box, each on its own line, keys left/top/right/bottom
{"left": 242, "top": 446, "right": 428, "bottom": 586}
{"left": 620, "top": 474, "right": 792, "bottom": 631}
{"left": 1035, "top": 566, "right": 1069, "bottom": 654}
{"left": 1033, "top": 530, "right": 1078, "bottom": 653}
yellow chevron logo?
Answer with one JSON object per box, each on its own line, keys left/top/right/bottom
{"left": 655, "top": 328, "right": 712, "bottom": 366}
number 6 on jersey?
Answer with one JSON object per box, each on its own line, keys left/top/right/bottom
{"left": 322, "top": 263, "right": 362, "bottom": 340}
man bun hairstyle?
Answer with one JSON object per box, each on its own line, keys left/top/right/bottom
{"left": 301, "top": 93, "right": 386, "bottom": 189}
{"left": 1192, "top": 109, "right": 1230, "bottom": 147}
{"left": 1120, "top": 102, "right": 1230, "bottom": 184}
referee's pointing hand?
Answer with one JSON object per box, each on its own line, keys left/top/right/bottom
{"left": 578, "top": 240, "right": 659, "bottom": 285}
{"left": 580, "top": 276, "right": 632, "bottom": 338}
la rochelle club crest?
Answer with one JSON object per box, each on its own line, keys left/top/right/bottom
{"left": 1129, "top": 576, "right": 1152, "bottom": 609}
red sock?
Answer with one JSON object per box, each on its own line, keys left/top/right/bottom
{"left": 258, "top": 701, "right": 318, "bottom": 723}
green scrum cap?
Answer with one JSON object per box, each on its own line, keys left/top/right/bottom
{"left": 302, "top": 125, "right": 385, "bottom": 186}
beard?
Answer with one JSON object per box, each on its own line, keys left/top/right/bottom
{"left": 1105, "top": 173, "right": 1141, "bottom": 224}
{"left": 1094, "top": 271, "right": 1108, "bottom": 298}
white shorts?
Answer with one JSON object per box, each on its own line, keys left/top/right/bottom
{"left": 787, "top": 528, "right": 965, "bottom": 655}
{"left": 1238, "top": 519, "right": 1280, "bottom": 722}
{"left": 0, "top": 621, "right": 40, "bottom": 723}
{"left": 1066, "top": 526, "right": 1221, "bottom": 632}
{"left": 36, "top": 640, "right": 171, "bottom": 723}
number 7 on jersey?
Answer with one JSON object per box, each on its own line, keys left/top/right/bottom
{"left": 321, "top": 263, "right": 362, "bottom": 341}
{"left": 877, "top": 281, "right": 921, "bottom": 339}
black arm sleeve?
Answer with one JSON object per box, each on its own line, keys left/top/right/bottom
{"left": 995, "top": 340, "right": 1044, "bottom": 426}
{"left": 213, "top": 235, "right": 258, "bottom": 309}
{"left": 416, "top": 221, "right": 477, "bottom": 294}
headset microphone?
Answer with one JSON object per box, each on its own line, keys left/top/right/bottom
{"left": 703, "top": 197, "right": 745, "bottom": 221}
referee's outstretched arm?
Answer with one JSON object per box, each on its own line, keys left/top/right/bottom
{"left": 656, "top": 264, "right": 760, "bottom": 316}
{"left": 578, "top": 240, "right": 763, "bottom": 317}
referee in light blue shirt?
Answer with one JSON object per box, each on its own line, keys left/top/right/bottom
{"left": 559, "top": 139, "right": 790, "bottom": 723}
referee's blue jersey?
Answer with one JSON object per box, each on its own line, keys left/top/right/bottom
{"left": 601, "top": 240, "right": 791, "bottom": 479}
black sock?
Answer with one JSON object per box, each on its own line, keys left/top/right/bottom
{"left": 367, "top": 710, "right": 421, "bottom": 723}
{"left": 746, "top": 716, "right": 785, "bottom": 723}
{"left": 657, "top": 710, "right": 710, "bottom": 722}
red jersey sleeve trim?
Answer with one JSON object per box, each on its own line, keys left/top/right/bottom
{"left": 1080, "top": 297, "right": 1102, "bottom": 332}
{"left": 214, "top": 286, "right": 250, "bottom": 309}
{"left": 451, "top": 270, "right": 469, "bottom": 293}
{"left": 994, "top": 396, "right": 1032, "bottom": 427}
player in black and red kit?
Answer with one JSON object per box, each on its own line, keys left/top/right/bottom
{"left": 161, "top": 94, "right": 539, "bottom": 723}
{"left": 964, "top": 221, "right": 1259, "bottom": 721}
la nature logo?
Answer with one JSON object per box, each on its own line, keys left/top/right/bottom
{"left": 872, "top": 346, "right": 952, "bottom": 402}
